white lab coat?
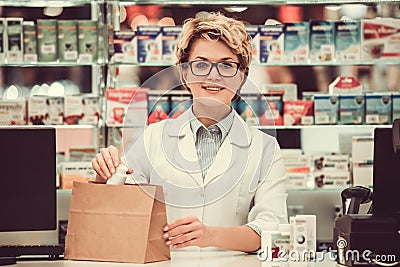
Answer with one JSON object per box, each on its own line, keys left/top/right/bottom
{"left": 125, "top": 109, "right": 287, "bottom": 234}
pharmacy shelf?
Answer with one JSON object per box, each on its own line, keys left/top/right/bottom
{"left": 0, "top": 62, "right": 105, "bottom": 67}
{"left": 0, "top": 125, "right": 100, "bottom": 129}
{"left": 0, "top": 0, "right": 98, "bottom": 7}
{"left": 258, "top": 124, "right": 392, "bottom": 130}
{"left": 115, "top": 0, "right": 399, "bottom": 5}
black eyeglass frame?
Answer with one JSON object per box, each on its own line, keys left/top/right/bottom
{"left": 187, "top": 60, "right": 242, "bottom": 78}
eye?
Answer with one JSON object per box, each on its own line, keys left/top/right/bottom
{"left": 194, "top": 61, "right": 210, "bottom": 69}
{"left": 220, "top": 61, "right": 235, "bottom": 69}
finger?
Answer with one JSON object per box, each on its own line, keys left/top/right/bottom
{"left": 168, "top": 224, "right": 195, "bottom": 238}
{"left": 167, "top": 216, "right": 198, "bottom": 230}
{"left": 107, "top": 145, "right": 120, "bottom": 167}
{"left": 100, "top": 148, "right": 117, "bottom": 174}
{"left": 172, "top": 239, "right": 197, "bottom": 249}
{"left": 169, "top": 230, "right": 200, "bottom": 246}
{"left": 95, "top": 153, "right": 112, "bottom": 178}
{"left": 92, "top": 159, "right": 108, "bottom": 180}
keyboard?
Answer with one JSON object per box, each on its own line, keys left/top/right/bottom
{"left": 0, "top": 245, "right": 64, "bottom": 259}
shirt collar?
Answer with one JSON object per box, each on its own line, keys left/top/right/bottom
{"left": 189, "top": 107, "right": 235, "bottom": 143}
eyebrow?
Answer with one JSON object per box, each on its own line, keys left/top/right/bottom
{"left": 194, "top": 56, "right": 236, "bottom": 61}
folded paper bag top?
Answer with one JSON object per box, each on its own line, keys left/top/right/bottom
{"left": 64, "top": 181, "right": 170, "bottom": 263}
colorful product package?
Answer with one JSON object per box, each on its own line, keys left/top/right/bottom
{"left": 314, "top": 171, "right": 351, "bottom": 189}
{"left": 236, "top": 94, "right": 260, "bottom": 126}
{"left": 339, "top": 94, "right": 365, "bottom": 125}
{"left": 329, "top": 76, "right": 363, "bottom": 95}
{"left": 78, "top": 20, "right": 98, "bottom": 63}
{"left": 365, "top": 92, "right": 392, "bottom": 125}
{"left": 161, "top": 26, "right": 181, "bottom": 64}
{"left": 283, "top": 100, "right": 314, "bottom": 126}
{"left": 245, "top": 25, "right": 260, "bottom": 65}
{"left": 284, "top": 22, "right": 309, "bottom": 63}
{"left": 137, "top": 25, "right": 162, "bottom": 63}
{"left": 169, "top": 91, "right": 192, "bottom": 119}
{"left": 64, "top": 95, "right": 83, "bottom": 125}
{"left": 259, "top": 24, "right": 284, "bottom": 63}
{"left": 310, "top": 20, "right": 335, "bottom": 63}
{"left": 28, "top": 96, "right": 47, "bottom": 125}
{"left": 37, "top": 19, "right": 57, "bottom": 62}
{"left": 60, "top": 161, "right": 96, "bottom": 189}
{"left": 113, "top": 30, "right": 137, "bottom": 63}
{"left": 361, "top": 18, "right": 400, "bottom": 60}
{"left": 393, "top": 93, "right": 400, "bottom": 122}
{"left": 0, "top": 99, "right": 26, "bottom": 125}
{"left": 45, "top": 97, "right": 64, "bottom": 125}
{"left": 23, "top": 21, "right": 37, "bottom": 62}
{"left": 58, "top": 20, "right": 78, "bottom": 62}
{"left": 263, "top": 83, "right": 298, "bottom": 101}
{"left": 6, "top": 18, "right": 23, "bottom": 63}
{"left": 260, "top": 93, "right": 283, "bottom": 126}
{"left": 106, "top": 88, "right": 148, "bottom": 127}
{"left": 312, "top": 154, "right": 349, "bottom": 172}
{"left": 80, "top": 95, "right": 101, "bottom": 125}
{"left": 314, "top": 94, "right": 339, "bottom": 125}
{"left": 147, "top": 90, "right": 169, "bottom": 125}
{"left": 335, "top": 20, "right": 360, "bottom": 62}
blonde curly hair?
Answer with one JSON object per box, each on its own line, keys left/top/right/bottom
{"left": 175, "top": 12, "right": 252, "bottom": 71}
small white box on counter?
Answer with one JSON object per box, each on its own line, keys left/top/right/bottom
{"left": 353, "top": 162, "right": 373, "bottom": 187}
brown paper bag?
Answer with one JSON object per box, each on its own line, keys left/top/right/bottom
{"left": 64, "top": 181, "right": 170, "bottom": 263}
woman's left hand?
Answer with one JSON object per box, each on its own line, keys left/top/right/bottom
{"left": 163, "top": 216, "right": 213, "bottom": 249}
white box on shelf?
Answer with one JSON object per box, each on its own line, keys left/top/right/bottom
{"left": 352, "top": 136, "right": 374, "bottom": 163}
{"left": 113, "top": 30, "right": 137, "bottom": 63}
{"left": 60, "top": 161, "right": 96, "bottom": 189}
{"left": 353, "top": 162, "right": 373, "bottom": 187}
{"left": 335, "top": 20, "right": 360, "bottom": 62}
{"left": 259, "top": 24, "right": 284, "bottom": 64}
{"left": 27, "top": 96, "right": 47, "bottom": 125}
{"left": 314, "top": 171, "right": 351, "bottom": 189}
{"left": 161, "top": 26, "right": 182, "bottom": 64}
{"left": 137, "top": 25, "right": 162, "bottom": 63}
{"left": 312, "top": 154, "right": 349, "bottom": 171}
{"left": 64, "top": 95, "right": 83, "bottom": 125}
{"left": 5, "top": 18, "right": 23, "bottom": 63}
{"left": 310, "top": 20, "right": 334, "bottom": 63}
{"left": 0, "top": 99, "right": 26, "bottom": 125}
{"left": 284, "top": 22, "right": 309, "bottom": 63}
{"left": 80, "top": 95, "right": 101, "bottom": 125}
{"left": 365, "top": 92, "right": 392, "bottom": 125}
{"left": 314, "top": 94, "right": 339, "bottom": 125}
{"left": 263, "top": 83, "right": 297, "bottom": 101}
{"left": 45, "top": 97, "right": 64, "bottom": 125}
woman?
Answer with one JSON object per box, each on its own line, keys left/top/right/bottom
{"left": 92, "top": 12, "right": 287, "bottom": 252}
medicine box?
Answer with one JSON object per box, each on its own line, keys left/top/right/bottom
{"left": 64, "top": 95, "right": 83, "bottom": 125}
{"left": 335, "top": 21, "right": 360, "bottom": 62}
{"left": 329, "top": 76, "right": 363, "bottom": 95}
{"left": 361, "top": 18, "right": 400, "bottom": 60}
{"left": 260, "top": 93, "right": 283, "bottom": 126}
{"left": 312, "top": 154, "right": 349, "bottom": 171}
{"left": 290, "top": 216, "right": 308, "bottom": 254}
{"left": 60, "top": 161, "right": 96, "bottom": 189}
{"left": 314, "top": 94, "right": 339, "bottom": 125}
{"left": 259, "top": 24, "right": 284, "bottom": 63}
{"left": 169, "top": 91, "right": 191, "bottom": 119}
{"left": 339, "top": 94, "right": 365, "bottom": 125}
{"left": 393, "top": 93, "right": 400, "bottom": 122}
{"left": 28, "top": 96, "right": 47, "bottom": 125}
{"left": 365, "top": 92, "right": 392, "bottom": 125}
{"left": 283, "top": 100, "right": 314, "bottom": 125}
{"left": 137, "top": 25, "right": 162, "bottom": 63}
{"left": 46, "top": 97, "right": 64, "bottom": 125}
{"left": 245, "top": 25, "right": 260, "bottom": 65}
{"left": 58, "top": 20, "right": 78, "bottom": 62}
{"left": 106, "top": 88, "right": 148, "bottom": 127}
{"left": 352, "top": 162, "right": 373, "bottom": 187}
{"left": 113, "top": 30, "right": 137, "bottom": 63}
{"left": 236, "top": 94, "right": 260, "bottom": 126}
{"left": 282, "top": 154, "right": 312, "bottom": 173}
{"left": 23, "top": 21, "right": 37, "bottom": 62}
{"left": 147, "top": 90, "right": 170, "bottom": 125}
{"left": 263, "top": 83, "right": 298, "bottom": 101}
{"left": 37, "top": 19, "right": 57, "bottom": 62}
{"left": 286, "top": 173, "right": 311, "bottom": 189}
{"left": 0, "top": 99, "right": 26, "bottom": 125}
{"left": 161, "top": 26, "right": 181, "bottom": 64}
{"left": 310, "top": 20, "right": 334, "bottom": 63}
{"left": 352, "top": 136, "right": 374, "bottom": 163}
{"left": 80, "top": 95, "right": 101, "bottom": 125}
{"left": 6, "top": 18, "right": 23, "bottom": 63}
{"left": 284, "top": 22, "right": 309, "bottom": 63}
{"left": 314, "top": 171, "right": 351, "bottom": 188}
{"left": 78, "top": 20, "right": 98, "bottom": 63}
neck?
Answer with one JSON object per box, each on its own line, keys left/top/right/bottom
{"left": 192, "top": 100, "right": 231, "bottom": 128}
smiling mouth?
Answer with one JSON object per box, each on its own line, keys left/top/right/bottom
{"left": 202, "top": 86, "right": 224, "bottom": 92}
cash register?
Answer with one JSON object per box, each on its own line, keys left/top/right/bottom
{"left": 333, "top": 120, "right": 400, "bottom": 266}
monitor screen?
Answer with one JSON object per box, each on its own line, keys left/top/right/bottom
{"left": 0, "top": 127, "right": 56, "bottom": 232}
{"left": 373, "top": 125, "right": 400, "bottom": 216}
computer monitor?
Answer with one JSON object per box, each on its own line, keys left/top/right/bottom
{"left": 0, "top": 127, "right": 56, "bottom": 233}
{"left": 373, "top": 121, "right": 400, "bottom": 216}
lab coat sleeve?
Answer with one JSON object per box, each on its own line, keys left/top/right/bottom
{"left": 247, "top": 138, "right": 288, "bottom": 231}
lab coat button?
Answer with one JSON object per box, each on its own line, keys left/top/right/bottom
{"left": 200, "top": 193, "right": 205, "bottom": 197}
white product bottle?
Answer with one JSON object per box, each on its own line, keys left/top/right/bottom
{"left": 278, "top": 223, "right": 291, "bottom": 260}
{"left": 261, "top": 221, "right": 280, "bottom": 262}
{"left": 106, "top": 164, "right": 128, "bottom": 185}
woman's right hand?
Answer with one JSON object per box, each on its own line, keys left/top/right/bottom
{"left": 92, "top": 145, "right": 121, "bottom": 182}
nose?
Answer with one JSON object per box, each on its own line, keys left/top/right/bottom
{"left": 207, "top": 64, "right": 221, "bottom": 80}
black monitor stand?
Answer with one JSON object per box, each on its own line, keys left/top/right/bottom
{"left": 0, "top": 257, "right": 16, "bottom": 266}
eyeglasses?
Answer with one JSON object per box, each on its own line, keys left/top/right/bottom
{"left": 188, "top": 60, "right": 241, "bottom": 77}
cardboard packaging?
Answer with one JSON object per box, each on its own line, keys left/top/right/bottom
{"left": 329, "top": 76, "right": 363, "bottom": 95}
{"left": 260, "top": 93, "right": 283, "bottom": 126}
{"left": 161, "top": 26, "right": 181, "bottom": 64}
{"left": 0, "top": 99, "right": 26, "bottom": 125}
{"left": 283, "top": 100, "right": 314, "bottom": 126}
{"left": 335, "top": 21, "right": 360, "bottom": 62}
{"left": 236, "top": 94, "right": 260, "bottom": 126}
{"left": 314, "top": 94, "right": 339, "bottom": 125}
{"left": 78, "top": 20, "right": 98, "bottom": 63}
{"left": 263, "top": 83, "right": 298, "bottom": 101}
{"left": 64, "top": 95, "right": 83, "bottom": 125}
{"left": 312, "top": 154, "right": 349, "bottom": 172}
{"left": 37, "top": 19, "right": 58, "bottom": 62}
{"left": 113, "top": 30, "right": 137, "bottom": 63}
{"left": 65, "top": 182, "right": 170, "bottom": 263}
{"left": 80, "top": 95, "right": 101, "bottom": 125}
{"left": 137, "top": 25, "right": 162, "bottom": 63}
{"left": 59, "top": 162, "right": 96, "bottom": 189}
{"left": 259, "top": 24, "right": 284, "bottom": 63}
{"left": 339, "top": 94, "right": 365, "bottom": 125}
{"left": 45, "top": 97, "right": 64, "bottom": 125}
{"left": 310, "top": 20, "right": 335, "bottom": 63}
{"left": 28, "top": 96, "right": 47, "bottom": 125}
{"left": 245, "top": 25, "right": 260, "bottom": 65}
{"left": 365, "top": 92, "right": 392, "bottom": 125}
{"left": 147, "top": 90, "right": 170, "bottom": 125}
{"left": 314, "top": 171, "right": 351, "bottom": 188}
{"left": 23, "top": 21, "right": 37, "bottom": 62}
{"left": 352, "top": 136, "right": 374, "bottom": 163}
{"left": 284, "top": 22, "right": 309, "bottom": 63}
{"left": 168, "top": 91, "right": 192, "bottom": 119}
{"left": 58, "top": 20, "right": 78, "bottom": 62}
{"left": 6, "top": 18, "right": 23, "bottom": 63}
